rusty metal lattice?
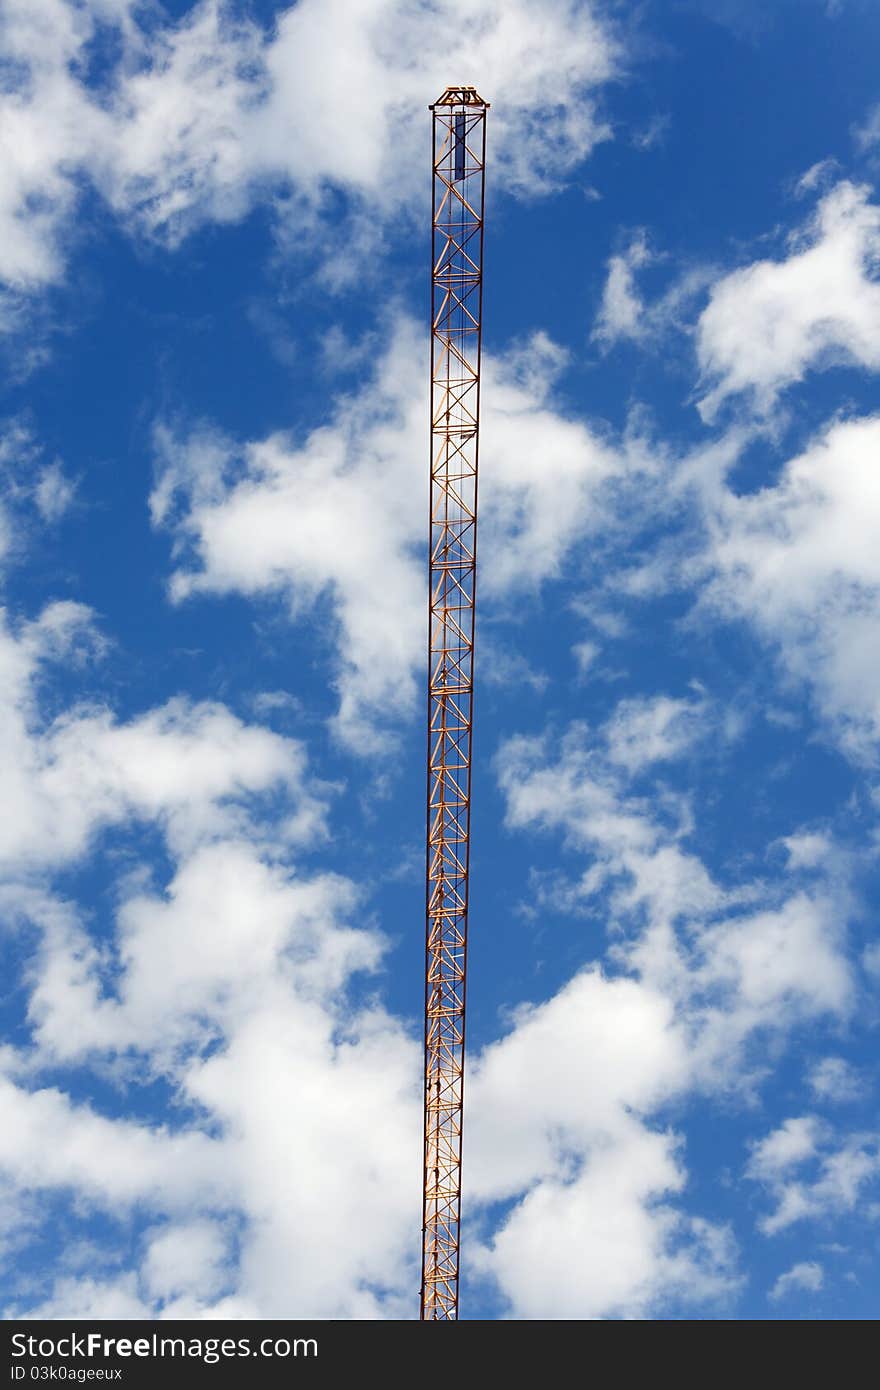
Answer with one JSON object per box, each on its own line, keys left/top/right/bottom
{"left": 420, "top": 85, "right": 489, "bottom": 1323}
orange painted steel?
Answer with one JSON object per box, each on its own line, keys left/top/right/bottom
{"left": 420, "top": 85, "right": 488, "bottom": 1323}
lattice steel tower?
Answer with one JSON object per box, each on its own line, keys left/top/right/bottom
{"left": 421, "top": 85, "right": 489, "bottom": 1322}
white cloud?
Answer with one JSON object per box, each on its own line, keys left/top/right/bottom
{"left": 808, "top": 1057, "right": 865, "bottom": 1105}
{"left": 863, "top": 941, "right": 880, "bottom": 979}
{"left": 696, "top": 182, "right": 880, "bottom": 419}
{"left": 795, "top": 160, "right": 839, "bottom": 196}
{"left": 583, "top": 193, "right": 880, "bottom": 773}
{"left": 480, "top": 336, "right": 631, "bottom": 596}
{"left": 33, "top": 462, "right": 75, "bottom": 522}
{"left": 257, "top": 0, "right": 617, "bottom": 200}
{"left": 21, "top": 845, "right": 378, "bottom": 1067}
{"left": 572, "top": 639, "right": 599, "bottom": 675}
{"left": 151, "top": 321, "right": 427, "bottom": 752}
{"left": 696, "top": 892, "right": 851, "bottom": 1022}
{"left": 747, "top": 1116, "right": 824, "bottom": 1182}
{"left": 466, "top": 969, "right": 738, "bottom": 1318}
{"left": 0, "top": 0, "right": 620, "bottom": 308}
{"left": 183, "top": 990, "right": 420, "bottom": 1318}
{"left": 471, "top": 698, "right": 861, "bottom": 1315}
{"left": 0, "top": 1069, "right": 229, "bottom": 1211}
{"left": 0, "top": 421, "right": 74, "bottom": 564}
{"left": 593, "top": 233, "right": 652, "bottom": 347}
{"left": 484, "top": 684, "right": 867, "bottom": 1310}
{"left": 603, "top": 692, "right": 710, "bottom": 773}
{"left": 10, "top": 944, "right": 423, "bottom": 1318}
{"left": 153, "top": 317, "right": 633, "bottom": 747}
{"left": 853, "top": 103, "right": 880, "bottom": 153}
{"left": 499, "top": 727, "right": 720, "bottom": 946}
{"left": 1, "top": 596, "right": 754, "bottom": 1321}
{"left": 0, "top": 513, "right": 867, "bottom": 1320}
{"left": 468, "top": 970, "right": 689, "bottom": 1203}
{"left": 747, "top": 1118, "right": 880, "bottom": 1234}
{"left": 0, "top": 594, "right": 422, "bottom": 1319}
{"left": 591, "top": 236, "right": 712, "bottom": 354}
{"left": 497, "top": 717, "right": 853, "bottom": 1061}
{"left": 0, "top": 604, "right": 321, "bottom": 874}
{"left": 769, "top": 1260, "right": 823, "bottom": 1301}
{"left": 143, "top": 1221, "right": 229, "bottom": 1304}
{"left": 631, "top": 113, "right": 669, "bottom": 152}
{"left": 699, "top": 413, "right": 880, "bottom": 758}
{"left": 781, "top": 832, "right": 832, "bottom": 871}
{"left": 475, "top": 1126, "right": 736, "bottom": 1319}
{"left": 97, "top": 0, "right": 265, "bottom": 244}
{"left": 480, "top": 634, "right": 548, "bottom": 694}
{"left": 12, "top": 1275, "right": 151, "bottom": 1321}
{"left": 13, "top": 894, "right": 421, "bottom": 1317}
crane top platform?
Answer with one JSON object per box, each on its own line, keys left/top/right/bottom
{"left": 430, "top": 85, "right": 490, "bottom": 109}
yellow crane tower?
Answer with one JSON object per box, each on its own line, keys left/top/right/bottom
{"left": 421, "top": 85, "right": 489, "bottom": 1322}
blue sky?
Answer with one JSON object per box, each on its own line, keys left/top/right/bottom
{"left": 1, "top": 0, "right": 879, "bottom": 1321}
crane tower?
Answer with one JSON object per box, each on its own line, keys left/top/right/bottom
{"left": 421, "top": 85, "right": 489, "bottom": 1322}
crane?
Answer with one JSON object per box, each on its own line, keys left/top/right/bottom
{"left": 421, "top": 85, "right": 489, "bottom": 1322}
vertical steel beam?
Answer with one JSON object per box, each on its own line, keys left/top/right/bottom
{"left": 421, "top": 85, "right": 488, "bottom": 1323}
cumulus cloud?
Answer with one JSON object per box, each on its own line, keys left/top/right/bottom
{"left": 769, "top": 1260, "right": 823, "bottom": 1302}
{"left": 152, "top": 316, "right": 634, "bottom": 747}
{"left": 696, "top": 181, "right": 880, "bottom": 420}
{"left": 464, "top": 698, "right": 861, "bottom": 1316}
{"left": 20, "top": 847, "right": 378, "bottom": 1067}
{"left": 0, "top": 593, "right": 424, "bottom": 1318}
{"left": 468, "top": 971, "right": 690, "bottom": 1206}
{"left": 808, "top": 1057, "right": 865, "bottom": 1105}
{"left": 747, "top": 1118, "right": 880, "bottom": 1234}
{"left": 0, "top": 603, "right": 323, "bottom": 874}
{"left": 12, "top": 958, "right": 422, "bottom": 1317}
{"left": 11, "top": 1275, "right": 152, "bottom": 1322}
{"left": 603, "top": 692, "right": 711, "bottom": 773}
{"left": 0, "top": 1071, "right": 229, "bottom": 1212}
{"left": 143, "top": 1221, "right": 231, "bottom": 1304}
{"left": 592, "top": 233, "right": 653, "bottom": 347}
{"left": 0, "top": 0, "right": 619, "bottom": 311}
{"left": 10, "top": 595, "right": 750, "bottom": 1322}
{"left": 699, "top": 413, "right": 880, "bottom": 758}
{"left": 0, "top": 572, "right": 867, "bottom": 1312}
{"left": 498, "top": 718, "right": 853, "bottom": 1059}
{"left": 747, "top": 1116, "right": 824, "bottom": 1181}
{"left": 4, "top": 14, "right": 880, "bottom": 1319}
{"left": 33, "top": 462, "right": 75, "bottom": 523}
{"left": 150, "top": 326, "right": 425, "bottom": 752}
{"left": 853, "top": 103, "right": 880, "bottom": 154}
{"left": 574, "top": 190, "right": 880, "bottom": 766}
{"left": 465, "top": 970, "right": 738, "bottom": 1318}
{"left": 591, "top": 234, "right": 711, "bottom": 355}
{"left": 0, "top": 422, "right": 74, "bottom": 566}
{"left": 0, "top": 602, "right": 771, "bottom": 1321}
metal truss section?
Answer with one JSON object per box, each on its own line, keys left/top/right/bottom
{"left": 420, "top": 85, "right": 489, "bottom": 1322}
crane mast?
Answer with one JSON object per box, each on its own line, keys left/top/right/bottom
{"left": 421, "top": 85, "right": 489, "bottom": 1322}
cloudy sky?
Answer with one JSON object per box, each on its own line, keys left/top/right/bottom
{"left": 1, "top": 0, "right": 879, "bottom": 1322}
